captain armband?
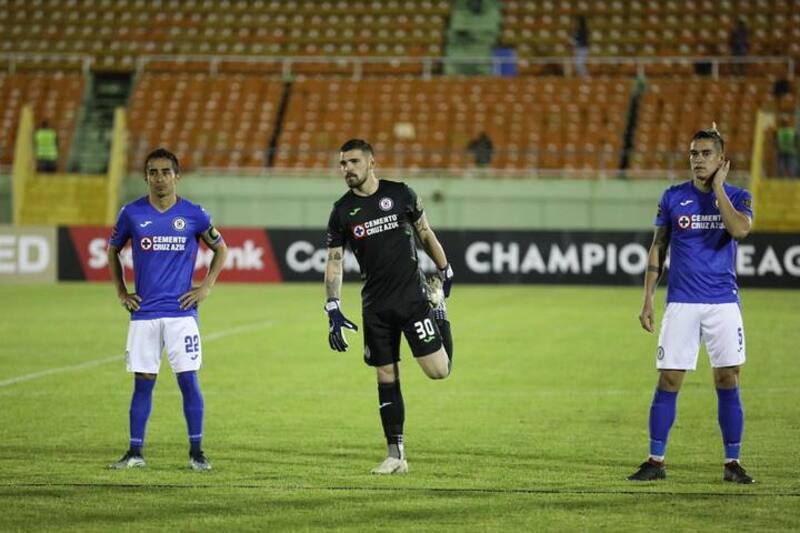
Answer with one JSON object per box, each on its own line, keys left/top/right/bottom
{"left": 206, "top": 226, "right": 223, "bottom": 244}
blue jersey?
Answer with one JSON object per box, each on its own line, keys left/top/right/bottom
{"left": 655, "top": 181, "right": 753, "bottom": 304}
{"left": 109, "top": 196, "right": 214, "bottom": 320}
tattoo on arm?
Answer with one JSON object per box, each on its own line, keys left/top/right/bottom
{"left": 325, "top": 248, "right": 343, "bottom": 300}
{"left": 413, "top": 216, "right": 431, "bottom": 241}
{"left": 653, "top": 226, "right": 670, "bottom": 262}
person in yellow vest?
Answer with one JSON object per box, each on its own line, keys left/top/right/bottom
{"left": 34, "top": 120, "right": 59, "bottom": 173}
{"left": 776, "top": 116, "right": 798, "bottom": 178}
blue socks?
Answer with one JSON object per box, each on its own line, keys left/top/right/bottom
{"left": 129, "top": 376, "right": 156, "bottom": 455}
{"left": 716, "top": 387, "right": 744, "bottom": 462}
{"left": 648, "top": 388, "right": 678, "bottom": 460}
{"left": 646, "top": 387, "right": 744, "bottom": 462}
{"left": 177, "top": 371, "right": 205, "bottom": 455}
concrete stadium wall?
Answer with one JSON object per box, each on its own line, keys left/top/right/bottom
{"left": 121, "top": 175, "right": 670, "bottom": 230}
{"left": 0, "top": 173, "right": 669, "bottom": 229}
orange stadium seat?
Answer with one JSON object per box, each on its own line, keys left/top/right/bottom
{"left": 0, "top": 71, "right": 84, "bottom": 170}
{"left": 277, "top": 77, "right": 632, "bottom": 171}
{"left": 1, "top": 0, "right": 449, "bottom": 70}
{"left": 630, "top": 78, "right": 775, "bottom": 176}
{"left": 502, "top": 0, "right": 800, "bottom": 76}
{"left": 127, "top": 73, "right": 284, "bottom": 171}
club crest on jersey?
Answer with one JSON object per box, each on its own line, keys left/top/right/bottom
{"left": 140, "top": 237, "right": 153, "bottom": 250}
{"left": 172, "top": 217, "right": 187, "bottom": 231}
{"left": 352, "top": 224, "right": 366, "bottom": 239}
{"left": 678, "top": 215, "right": 691, "bottom": 229}
{"left": 378, "top": 197, "right": 394, "bottom": 212}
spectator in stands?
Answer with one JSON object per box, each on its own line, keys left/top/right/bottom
{"left": 776, "top": 115, "right": 798, "bottom": 178}
{"left": 468, "top": 132, "right": 493, "bottom": 167}
{"left": 571, "top": 16, "right": 590, "bottom": 78}
{"left": 34, "top": 120, "right": 59, "bottom": 173}
{"left": 729, "top": 18, "right": 749, "bottom": 75}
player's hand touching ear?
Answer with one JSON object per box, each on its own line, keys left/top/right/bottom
{"left": 325, "top": 298, "right": 358, "bottom": 351}
{"left": 179, "top": 285, "right": 211, "bottom": 310}
{"left": 711, "top": 159, "right": 731, "bottom": 188}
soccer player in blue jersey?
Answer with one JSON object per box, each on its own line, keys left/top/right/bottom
{"left": 628, "top": 127, "right": 755, "bottom": 484}
{"left": 107, "top": 148, "right": 228, "bottom": 471}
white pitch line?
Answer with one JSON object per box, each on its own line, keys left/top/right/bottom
{"left": 0, "top": 320, "right": 273, "bottom": 389}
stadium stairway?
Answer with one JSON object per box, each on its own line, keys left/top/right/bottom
{"left": 69, "top": 73, "right": 133, "bottom": 174}
{"left": 13, "top": 105, "right": 127, "bottom": 226}
{"left": 445, "top": 0, "right": 503, "bottom": 76}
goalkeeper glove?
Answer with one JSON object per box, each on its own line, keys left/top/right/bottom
{"left": 438, "top": 264, "right": 454, "bottom": 298}
{"left": 325, "top": 298, "right": 358, "bottom": 352}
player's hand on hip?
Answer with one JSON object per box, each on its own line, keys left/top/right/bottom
{"left": 325, "top": 298, "right": 358, "bottom": 352}
{"left": 639, "top": 300, "right": 655, "bottom": 333}
{"left": 179, "top": 285, "right": 210, "bottom": 310}
{"left": 438, "top": 264, "right": 454, "bottom": 298}
{"left": 119, "top": 292, "right": 142, "bottom": 312}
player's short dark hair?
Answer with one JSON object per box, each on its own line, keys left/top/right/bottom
{"left": 144, "top": 147, "right": 180, "bottom": 175}
{"left": 691, "top": 129, "right": 725, "bottom": 152}
{"left": 339, "top": 139, "right": 373, "bottom": 156}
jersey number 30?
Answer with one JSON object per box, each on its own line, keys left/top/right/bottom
{"left": 413, "top": 318, "right": 435, "bottom": 340}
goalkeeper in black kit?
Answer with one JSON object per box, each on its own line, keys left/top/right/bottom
{"left": 324, "top": 139, "right": 454, "bottom": 475}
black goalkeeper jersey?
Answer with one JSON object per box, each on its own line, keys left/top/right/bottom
{"left": 326, "top": 179, "right": 428, "bottom": 311}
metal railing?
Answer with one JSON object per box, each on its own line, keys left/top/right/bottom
{"left": 2, "top": 52, "right": 794, "bottom": 80}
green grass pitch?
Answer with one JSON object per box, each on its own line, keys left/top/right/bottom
{"left": 0, "top": 283, "right": 798, "bottom": 531}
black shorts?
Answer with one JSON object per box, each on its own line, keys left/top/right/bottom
{"left": 362, "top": 301, "right": 443, "bottom": 367}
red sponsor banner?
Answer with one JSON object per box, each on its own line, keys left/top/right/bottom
{"left": 62, "top": 226, "right": 282, "bottom": 282}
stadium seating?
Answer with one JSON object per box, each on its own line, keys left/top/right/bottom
{"left": 2, "top": 0, "right": 795, "bottom": 175}
{"left": 502, "top": 0, "right": 800, "bottom": 67}
{"left": 277, "top": 77, "right": 631, "bottom": 172}
{"left": 0, "top": 0, "right": 449, "bottom": 71}
{"left": 0, "top": 71, "right": 83, "bottom": 169}
{"left": 126, "top": 72, "right": 285, "bottom": 170}
{"left": 629, "top": 78, "right": 776, "bottom": 174}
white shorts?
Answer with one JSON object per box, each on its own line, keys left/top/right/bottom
{"left": 656, "top": 302, "right": 745, "bottom": 370}
{"left": 125, "top": 316, "right": 202, "bottom": 374}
